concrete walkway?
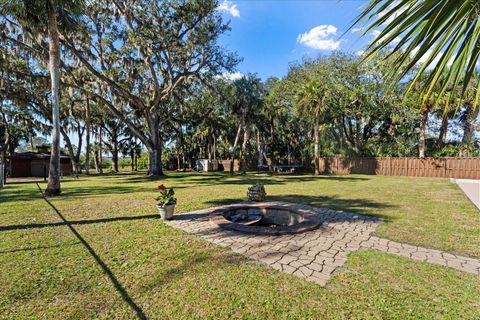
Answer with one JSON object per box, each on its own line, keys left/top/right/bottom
{"left": 455, "top": 179, "right": 480, "bottom": 210}
{"left": 166, "top": 202, "right": 480, "bottom": 286}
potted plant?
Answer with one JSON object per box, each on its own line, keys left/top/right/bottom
{"left": 156, "top": 184, "right": 177, "bottom": 220}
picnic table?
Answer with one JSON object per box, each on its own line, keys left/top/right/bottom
{"left": 257, "top": 164, "right": 303, "bottom": 173}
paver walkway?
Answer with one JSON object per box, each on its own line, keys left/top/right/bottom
{"left": 166, "top": 202, "right": 480, "bottom": 286}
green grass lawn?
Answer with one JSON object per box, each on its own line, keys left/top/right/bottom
{"left": 1, "top": 172, "right": 479, "bottom": 319}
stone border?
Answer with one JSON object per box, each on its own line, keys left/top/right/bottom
{"left": 209, "top": 203, "right": 322, "bottom": 235}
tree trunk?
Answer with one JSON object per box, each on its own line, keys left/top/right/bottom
{"left": 313, "top": 116, "right": 320, "bottom": 175}
{"left": 93, "top": 147, "right": 99, "bottom": 173}
{"left": 98, "top": 127, "right": 103, "bottom": 174}
{"left": 1, "top": 105, "right": 10, "bottom": 187}
{"left": 230, "top": 123, "right": 242, "bottom": 176}
{"left": 240, "top": 125, "right": 249, "bottom": 172}
{"left": 134, "top": 153, "right": 138, "bottom": 171}
{"left": 256, "top": 129, "right": 263, "bottom": 168}
{"left": 61, "top": 129, "right": 78, "bottom": 176}
{"left": 419, "top": 104, "right": 430, "bottom": 158}
{"left": 149, "top": 147, "right": 163, "bottom": 176}
{"left": 111, "top": 138, "right": 119, "bottom": 173}
{"left": 176, "top": 151, "right": 181, "bottom": 171}
{"left": 0, "top": 150, "right": 5, "bottom": 188}
{"left": 177, "top": 126, "right": 186, "bottom": 171}
{"left": 85, "top": 98, "right": 91, "bottom": 175}
{"left": 130, "top": 149, "right": 135, "bottom": 172}
{"left": 148, "top": 113, "right": 164, "bottom": 176}
{"left": 29, "top": 129, "right": 34, "bottom": 151}
{"left": 462, "top": 102, "right": 479, "bottom": 144}
{"left": 45, "top": 9, "right": 62, "bottom": 196}
{"left": 213, "top": 134, "right": 216, "bottom": 161}
{"left": 74, "top": 125, "right": 84, "bottom": 175}
{"left": 438, "top": 114, "right": 448, "bottom": 148}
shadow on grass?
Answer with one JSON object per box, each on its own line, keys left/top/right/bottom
{"left": 118, "top": 172, "right": 371, "bottom": 186}
{"left": 59, "top": 185, "right": 156, "bottom": 198}
{"left": 0, "top": 184, "right": 44, "bottom": 203}
{"left": 0, "top": 242, "right": 81, "bottom": 254}
{"left": 1, "top": 173, "right": 371, "bottom": 204}
{"left": 1, "top": 182, "right": 151, "bottom": 204}
{"left": 0, "top": 214, "right": 159, "bottom": 232}
{"left": 4, "top": 179, "right": 46, "bottom": 185}
{"left": 34, "top": 183, "right": 149, "bottom": 320}
{"left": 204, "top": 194, "right": 395, "bottom": 221}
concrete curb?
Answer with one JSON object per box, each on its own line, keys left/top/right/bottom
{"left": 453, "top": 179, "right": 480, "bottom": 210}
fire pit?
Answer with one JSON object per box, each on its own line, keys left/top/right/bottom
{"left": 209, "top": 204, "right": 322, "bottom": 235}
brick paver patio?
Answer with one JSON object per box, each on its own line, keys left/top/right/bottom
{"left": 166, "top": 202, "right": 480, "bottom": 286}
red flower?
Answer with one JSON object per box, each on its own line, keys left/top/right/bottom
{"left": 158, "top": 184, "right": 166, "bottom": 190}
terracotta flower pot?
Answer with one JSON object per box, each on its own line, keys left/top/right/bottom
{"left": 157, "top": 204, "right": 175, "bottom": 220}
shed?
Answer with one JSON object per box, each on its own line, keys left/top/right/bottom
{"left": 8, "top": 152, "right": 72, "bottom": 178}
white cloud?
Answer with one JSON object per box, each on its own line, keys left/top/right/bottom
{"left": 219, "top": 71, "right": 243, "bottom": 81}
{"left": 351, "top": 27, "right": 363, "bottom": 33}
{"left": 297, "top": 25, "right": 341, "bottom": 51}
{"left": 356, "top": 50, "right": 365, "bottom": 56}
{"left": 217, "top": 0, "right": 240, "bottom": 18}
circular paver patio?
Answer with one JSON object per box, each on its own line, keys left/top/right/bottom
{"left": 166, "top": 201, "right": 480, "bottom": 286}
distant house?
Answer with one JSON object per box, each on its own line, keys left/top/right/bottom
{"left": 8, "top": 151, "right": 72, "bottom": 178}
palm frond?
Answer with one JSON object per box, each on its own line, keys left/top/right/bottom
{"left": 353, "top": 0, "right": 480, "bottom": 109}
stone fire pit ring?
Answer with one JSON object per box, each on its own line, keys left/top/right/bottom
{"left": 209, "top": 204, "right": 322, "bottom": 235}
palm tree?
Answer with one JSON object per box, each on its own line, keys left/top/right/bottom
{"left": 460, "top": 75, "right": 480, "bottom": 145}
{"left": 1, "top": 0, "right": 84, "bottom": 195}
{"left": 296, "top": 79, "right": 329, "bottom": 175}
{"left": 354, "top": 0, "right": 480, "bottom": 109}
{"left": 228, "top": 74, "right": 263, "bottom": 175}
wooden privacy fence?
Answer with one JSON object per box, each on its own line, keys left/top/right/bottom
{"left": 318, "top": 157, "right": 480, "bottom": 179}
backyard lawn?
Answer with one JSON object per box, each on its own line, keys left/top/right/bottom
{"left": 1, "top": 173, "right": 479, "bottom": 319}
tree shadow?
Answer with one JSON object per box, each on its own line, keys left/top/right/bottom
{"left": 278, "top": 174, "right": 370, "bottom": 182}
{"left": 4, "top": 179, "right": 45, "bottom": 185}
{"left": 119, "top": 172, "right": 371, "bottom": 187}
{"left": 0, "top": 214, "right": 160, "bottom": 232}
{"left": 59, "top": 185, "right": 156, "bottom": 198}
{"left": 0, "top": 181, "right": 155, "bottom": 204}
{"left": 0, "top": 242, "right": 81, "bottom": 254}
{"left": 123, "top": 172, "right": 228, "bottom": 184}
{"left": 0, "top": 184, "right": 44, "bottom": 203}
{"left": 35, "top": 183, "right": 149, "bottom": 320}
{"left": 202, "top": 198, "right": 242, "bottom": 207}
{"left": 191, "top": 174, "right": 370, "bottom": 188}
{"left": 268, "top": 194, "right": 394, "bottom": 220}
{"left": 203, "top": 194, "right": 394, "bottom": 221}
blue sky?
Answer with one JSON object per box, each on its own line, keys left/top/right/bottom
{"left": 216, "top": 0, "right": 372, "bottom": 80}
